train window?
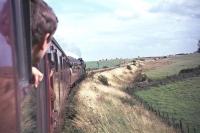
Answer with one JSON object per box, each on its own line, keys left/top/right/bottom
{"left": 59, "top": 56, "right": 63, "bottom": 70}
{"left": 50, "top": 45, "right": 54, "bottom": 52}
{"left": 49, "top": 45, "right": 55, "bottom": 62}
{"left": 62, "top": 56, "right": 66, "bottom": 69}
{"left": 63, "top": 60, "right": 67, "bottom": 69}
{"left": 62, "top": 57, "right": 64, "bottom": 69}
{"left": 62, "top": 60, "right": 65, "bottom": 69}
{"left": 47, "top": 53, "right": 52, "bottom": 62}
{"left": 53, "top": 49, "right": 58, "bottom": 72}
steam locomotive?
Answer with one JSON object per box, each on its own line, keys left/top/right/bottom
{"left": 0, "top": 0, "right": 86, "bottom": 133}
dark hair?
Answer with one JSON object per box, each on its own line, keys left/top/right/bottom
{"left": 31, "top": 0, "right": 58, "bottom": 46}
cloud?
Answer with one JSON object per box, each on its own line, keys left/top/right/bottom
{"left": 46, "top": 0, "right": 200, "bottom": 61}
{"left": 150, "top": 0, "right": 200, "bottom": 18}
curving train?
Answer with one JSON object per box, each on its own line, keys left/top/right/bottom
{"left": 0, "top": 0, "right": 86, "bottom": 133}
{"left": 42, "top": 39, "right": 86, "bottom": 133}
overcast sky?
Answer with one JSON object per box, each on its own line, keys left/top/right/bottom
{"left": 46, "top": 0, "right": 200, "bottom": 61}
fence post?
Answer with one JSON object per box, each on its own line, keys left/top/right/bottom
{"left": 193, "top": 128, "right": 196, "bottom": 133}
{"left": 162, "top": 112, "right": 164, "bottom": 121}
{"left": 166, "top": 114, "right": 168, "bottom": 123}
{"left": 187, "top": 124, "right": 189, "bottom": 133}
{"left": 166, "top": 113, "right": 169, "bottom": 119}
{"left": 151, "top": 106, "right": 154, "bottom": 112}
{"left": 164, "top": 112, "right": 166, "bottom": 121}
{"left": 166, "top": 113, "right": 170, "bottom": 126}
{"left": 157, "top": 109, "right": 159, "bottom": 116}
{"left": 180, "top": 120, "right": 183, "bottom": 133}
{"left": 172, "top": 116, "right": 175, "bottom": 127}
{"left": 147, "top": 104, "right": 150, "bottom": 110}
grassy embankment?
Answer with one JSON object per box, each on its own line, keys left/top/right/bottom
{"left": 135, "top": 53, "right": 200, "bottom": 132}
{"left": 63, "top": 64, "right": 176, "bottom": 133}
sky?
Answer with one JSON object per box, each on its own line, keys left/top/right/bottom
{"left": 46, "top": 0, "right": 200, "bottom": 61}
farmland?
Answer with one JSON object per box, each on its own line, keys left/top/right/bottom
{"left": 134, "top": 53, "right": 200, "bottom": 132}
{"left": 86, "top": 58, "right": 132, "bottom": 70}
{"left": 144, "top": 53, "right": 200, "bottom": 79}
{"left": 136, "top": 77, "right": 200, "bottom": 131}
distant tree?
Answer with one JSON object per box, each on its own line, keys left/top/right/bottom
{"left": 103, "top": 66, "right": 108, "bottom": 68}
{"left": 198, "top": 40, "right": 200, "bottom": 53}
{"left": 97, "top": 61, "right": 100, "bottom": 68}
{"left": 132, "top": 60, "right": 136, "bottom": 65}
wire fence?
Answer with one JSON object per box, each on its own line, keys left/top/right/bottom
{"left": 133, "top": 93, "right": 199, "bottom": 133}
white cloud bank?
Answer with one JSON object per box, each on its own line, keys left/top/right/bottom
{"left": 46, "top": 0, "right": 200, "bottom": 61}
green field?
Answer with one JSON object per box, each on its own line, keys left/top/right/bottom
{"left": 86, "top": 58, "right": 132, "bottom": 69}
{"left": 145, "top": 53, "right": 200, "bottom": 79}
{"left": 136, "top": 77, "right": 200, "bottom": 131}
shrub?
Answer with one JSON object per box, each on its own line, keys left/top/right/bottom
{"left": 86, "top": 68, "right": 91, "bottom": 71}
{"left": 116, "top": 64, "right": 120, "bottom": 67}
{"left": 132, "top": 60, "right": 136, "bottom": 63}
{"left": 132, "top": 60, "right": 136, "bottom": 65}
{"left": 98, "top": 75, "right": 109, "bottom": 86}
{"left": 103, "top": 66, "right": 109, "bottom": 69}
{"left": 127, "top": 65, "right": 132, "bottom": 70}
{"left": 135, "top": 73, "right": 148, "bottom": 82}
{"left": 139, "top": 58, "right": 145, "bottom": 61}
{"left": 179, "top": 65, "right": 200, "bottom": 74}
{"left": 163, "top": 56, "right": 167, "bottom": 58}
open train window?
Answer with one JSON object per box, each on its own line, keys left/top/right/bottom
{"left": 59, "top": 56, "right": 63, "bottom": 70}
{"left": 47, "top": 53, "right": 53, "bottom": 62}
{"left": 63, "top": 59, "right": 67, "bottom": 69}
{"left": 53, "top": 49, "right": 58, "bottom": 72}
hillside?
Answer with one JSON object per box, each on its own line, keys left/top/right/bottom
{"left": 63, "top": 64, "right": 176, "bottom": 133}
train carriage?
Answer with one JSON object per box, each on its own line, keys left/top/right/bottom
{"left": 0, "top": 0, "right": 86, "bottom": 133}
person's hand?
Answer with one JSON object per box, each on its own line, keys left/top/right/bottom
{"left": 32, "top": 67, "right": 43, "bottom": 88}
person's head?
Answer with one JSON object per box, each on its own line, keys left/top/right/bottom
{"left": 31, "top": 0, "right": 58, "bottom": 66}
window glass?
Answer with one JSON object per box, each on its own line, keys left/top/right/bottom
{"left": 0, "top": 0, "right": 17, "bottom": 132}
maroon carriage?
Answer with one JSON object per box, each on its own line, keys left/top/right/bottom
{"left": 0, "top": 1, "right": 85, "bottom": 133}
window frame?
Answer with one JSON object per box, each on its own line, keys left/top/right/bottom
{"left": 12, "top": 0, "right": 32, "bottom": 85}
